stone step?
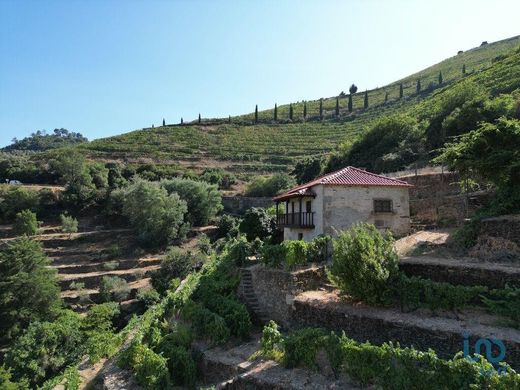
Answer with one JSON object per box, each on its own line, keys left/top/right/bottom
{"left": 293, "top": 290, "right": 520, "bottom": 370}
{"left": 400, "top": 256, "right": 520, "bottom": 290}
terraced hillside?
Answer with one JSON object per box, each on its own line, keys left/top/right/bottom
{"left": 78, "top": 35, "right": 520, "bottom": 175}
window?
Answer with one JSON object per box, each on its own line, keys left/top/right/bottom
{"left": 374, "top": 199, "right": 392, "bottom": 213}
{"left": 306, "top": 200, "right": 312, "bottom": 213}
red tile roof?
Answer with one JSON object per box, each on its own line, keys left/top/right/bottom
{"left": 273, "top": 166, "right": 412, "bottom": 201}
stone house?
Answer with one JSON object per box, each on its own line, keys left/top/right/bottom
{"left": 273, "top": 166, "right": 412, "bottom": 241}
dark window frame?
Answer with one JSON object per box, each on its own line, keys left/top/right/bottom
{"left": 373, "top": 199, "right": 393, "bottom": 213}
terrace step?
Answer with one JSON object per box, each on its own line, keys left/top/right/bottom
{"left": 50, "top": 257, "right": 162, "bottom": 274}
{"left": 400, "top": 256, "right": 520, "bottom": 289}
{"left": 293, "top": 290, "right": 520, "bottom": 370}
{"left": 239, "top": 268, "right": 269, "bottom": 323}
{"left": 58, "top": 265, "right": 159, "bottom": 289}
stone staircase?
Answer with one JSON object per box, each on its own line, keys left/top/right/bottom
{"left": 239, "top": 268, "right": 268, "bottom": 324}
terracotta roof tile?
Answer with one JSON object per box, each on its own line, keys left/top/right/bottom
{"left": 273, "top": 166, "right": 412, "bottom": 201}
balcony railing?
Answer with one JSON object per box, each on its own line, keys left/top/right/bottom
{"left": 276, "top": 212, "right": 315, "bottom": 228}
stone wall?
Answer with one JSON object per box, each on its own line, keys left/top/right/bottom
{"left": 398, "top": 172, "right": 492, "bottom": 226}
{"left": 479, "top": 215, "right": 520, "bottom": 246}
{"left": 222, "top": 196, "right": 272, "bottom": 214}
{"left": 239, "top": 264, "right": 327, "bottom": 328}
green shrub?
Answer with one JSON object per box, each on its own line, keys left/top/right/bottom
{"left": 239, "top": 207, "right": 274, "bottom": 241}
{"left": 197, "top": 233, "right": 212, "bottom": 254}
{"left": 224, "top": 235, "right": 252, "bottom": 266}
{"left": 482, "top": 285, "right": 520, "bottom": 326}
{"left": 0, "top": 186, "right": 39, "bottom": 223}
{"left": 137, "top": 288, "right": 161, "bottom": 308}
{"left": 216, "top": 214, "right": 239, "bottom": 238}
{"left": 120, "top": 343, "right": 170, "bottom": 390}
{"left": 160, "top": 177, "right": 222, "bottom": 226}
{"left": 183, "top": 302, "right": 230, "bottom": 345}
{"left": 12, "top": 209, "right": 38, "bottom": 236}
{"left": 0, "top": 237, "right": 61, "bottom": 344}
{"left": 103, "top": 260, "right": 119, "bottom": 271}
{"left": 98, "top": 276, "right": 131, "bottom": 303}
{"left": 198, "top": 293, "right": 252, "bottom": 338}
{"left": 59, "top": 214, "right": 78, "bottom": 237}
{"left": 156, "top": 333, "right": 196, "bottom": 387}
{"left": 0, "top": 365, "right": 25, "bottom": 390}
{"left": 260, "top": 244, "right": 287, "bottom": 267}
{"left": 157, "top": 323, "right": 194, "bottom": 349}
{"left": 328, "top": 223, "right": 399, "bottom": 304}
{"left": 151, "top": 247, "right": 197, "bottom": 295}
{"left": 6, "top": 310, "right": 85, "bottom": 386}
{"left": 283, "top": 240, "right": 308, "bottom": 269}
{"left": 307, "top": 234, "right": 332, "bottom": 262}
{"left": 245, "top": 173, "right": 295, "bottom": 197}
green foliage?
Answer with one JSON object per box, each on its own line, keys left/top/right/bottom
{"left": 59, "top": 214, "right": 78, "bottom": 236}
{"left": 151, "top": 247, "right": 199, "bottom": 295}
{"left": 183, "top": 302, "right": 231, "bottom": 345}
{"left": 0, "top": 365, "right": 25, "bottom": 390}
{"left": 119, "top": 343, "right": 170, "bottom": 390}
{"left": 4, "top": 129, "right": 87, "bottom": 152}
{"left": 6, "top": 311, "right": 85, "bottom": 386}
{"left": 117, "top": 179, "right": 188, "bottom": 247}
{"left": 326, "top": 114, "right": 425, "bottom": 173}
{"left": 482, "top": 285, "right": 520, "bottom": 326}
{"left": 98, "top": 276, "right": 131, "bottom": 303}
{"left": 258, "top": 322, "right": 520, "bottom": 389}
{"left": 216, "top": 214, "right": 239, "bottom": 238}
{"left": 39, "top": 366, "right": 80, "bottom": 390}
{"left": 197, "top": 233, "right": 212, "bottom": 254}
{"left": 137, "top": 288, "right": 161, "bottom": 308}
{"left": 239, "top": 207, "right": 274, "bottom": 241}
{"left": 223, "top": 235, "right": 252, "bottom": 266}
{"left": 291, "top": 156, "right": 323, "bottom": 184}
{"left": 307, "top": 234, "right": 332, "bottom": 262}
{"left": 245, "top": 173, "right": 295, "bottom": 197}
{"left": 12, "top": 209, "right": 38, "bottom": 236}
{"left": 0, "top": 185, "right": 39, "bottom": 223}
{"left": 201, "top": 167, "right": 236, "bottom": 189}
{"left": 260, "top": 243, "right": 287, "bottom": 267}
{"left": 161, "top": 177, "right": 222, "bottom": 226}
{"left": 328, "top": 223, "right": 399, "bottom": 304}
{"left": 0, "top": 237, "right": 61, "bottom": 344}
{"left": 283, "top": 240, "right": 308, "bottom": 269}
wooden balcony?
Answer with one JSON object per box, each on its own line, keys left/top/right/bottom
{"left": 276, "top": 212, "right": 315, "bottom": 229}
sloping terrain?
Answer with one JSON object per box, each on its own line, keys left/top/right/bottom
{"left": 77, "top": 36, "right": 520, "bottom": 174}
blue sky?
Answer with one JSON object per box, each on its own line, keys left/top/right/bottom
{"left": 0, "top": 0, "right": 519, "bottom": 147}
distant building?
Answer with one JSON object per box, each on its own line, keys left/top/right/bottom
{"left": 273, "top": 166, "right": 412, "bottom": 241}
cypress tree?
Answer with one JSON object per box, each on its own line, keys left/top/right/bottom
{"left": 384, "top": 91, "right": 389, "bottom": 103}
{"left": 228, "top": 115, "right": 231, "bottom": 123}
{"left": 198, "top": 113, "right": 201, "bottom": 124}
{"left": 348, "top": 94, "right": 353, "bottom": 112}
{"left": 319, "top": 99, "right": 323, "bottom": 120}
{"left": 255, "top": 105, "right": 258, "bottom": 123}
{"left": 416, "top": 79, "right": 421, "bottom": 93}
{"left": 162, "top": 118, "right": 165, "bottom": 126}
{"left": 363, "top": 90, "right": 368, "bottom": 109}
{"left": 152, "top": 124, "right": 154, "bottom": 128}
{"left": 303, "top": 101, "right": 307, "bottom": 119}
{"left": 462, "top": 64, "right": 466, "bottom": 75}
{"left": 438, "top": 71, "right": 443, "bottom": 85}
{"left": 335, "top": 97, "right": 339, "bottom": 117}
{"left": 181, "top": 117, "right": 183, "bottom": 125}
{"left": 399, "top": 83, "right": 404, "bottom": 99}
{"left": 274, "top": 104, "right": 278, "bottom": 121}
{"left": 289, "top": 103, "right": 294, "bottom": 121}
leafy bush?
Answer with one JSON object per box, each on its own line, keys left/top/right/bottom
{"left": 12, "top": 209, "right": 38, "bottom": 236}
{"left": 0, "top": 237, "right": 61, "bottom": 344}
{"left": 283, "top": 240, "right": 309, "bottom": 269}
{"left": 328, "top": 223, "right": 399, "bottom": 304}
{"left": 116, "top": 179, "right": 188, "bottom": 247}
{"left": 161, "top": 177, "right": 222, "bottom": 226}
{"left": 98, "top": 276, "right": 131, "bottom": 303}
{"left": 119, "top": 343, "right": 170, "bottom": 390}
{"left": 260, "top": 244, "right": 287, "bottom": 267}
{"left": 245, "top": 173, "right": 296, "bottom": 197}
{"left": 0, "top": 365, "right": 24, "bottom": 390}
{"left": 307, "top": 234, "right": 332, "bottom": 262}
{"left": 216, "top": 214, "right": 239, "bottom": 238}
{"left": 239, "top": 207, "right": 274, "bottom": 241}
{"left": 60, "top": 214, "right": 78, "bottom": 237}
{"left": 156, "top": 331, "right": 196, "bottom": 387}
{"left": 223, "top": 235, "right": 252, "bottom": 266}
{"left": 0, "top": 186, "right": 39, "bottom": 223}
{"left": 258, "top": 322, "right": 520, "bottom": 389}
{"left": 183, "top": 302, "right": 230, "bottom": 345}
{"left": 151, "top": 247, "right": 198, "bottom": 295}
{"left": 197, "top": 233, "right": 212, "bottom": 254}
{"left": 137, "top": 288, "right": 161, "bottom": 308}
{"left": 201, "top": 167, "right": 236, "bottom": 189}
{"left": 6, "top": 310, "right": 84, "bottom": 386}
